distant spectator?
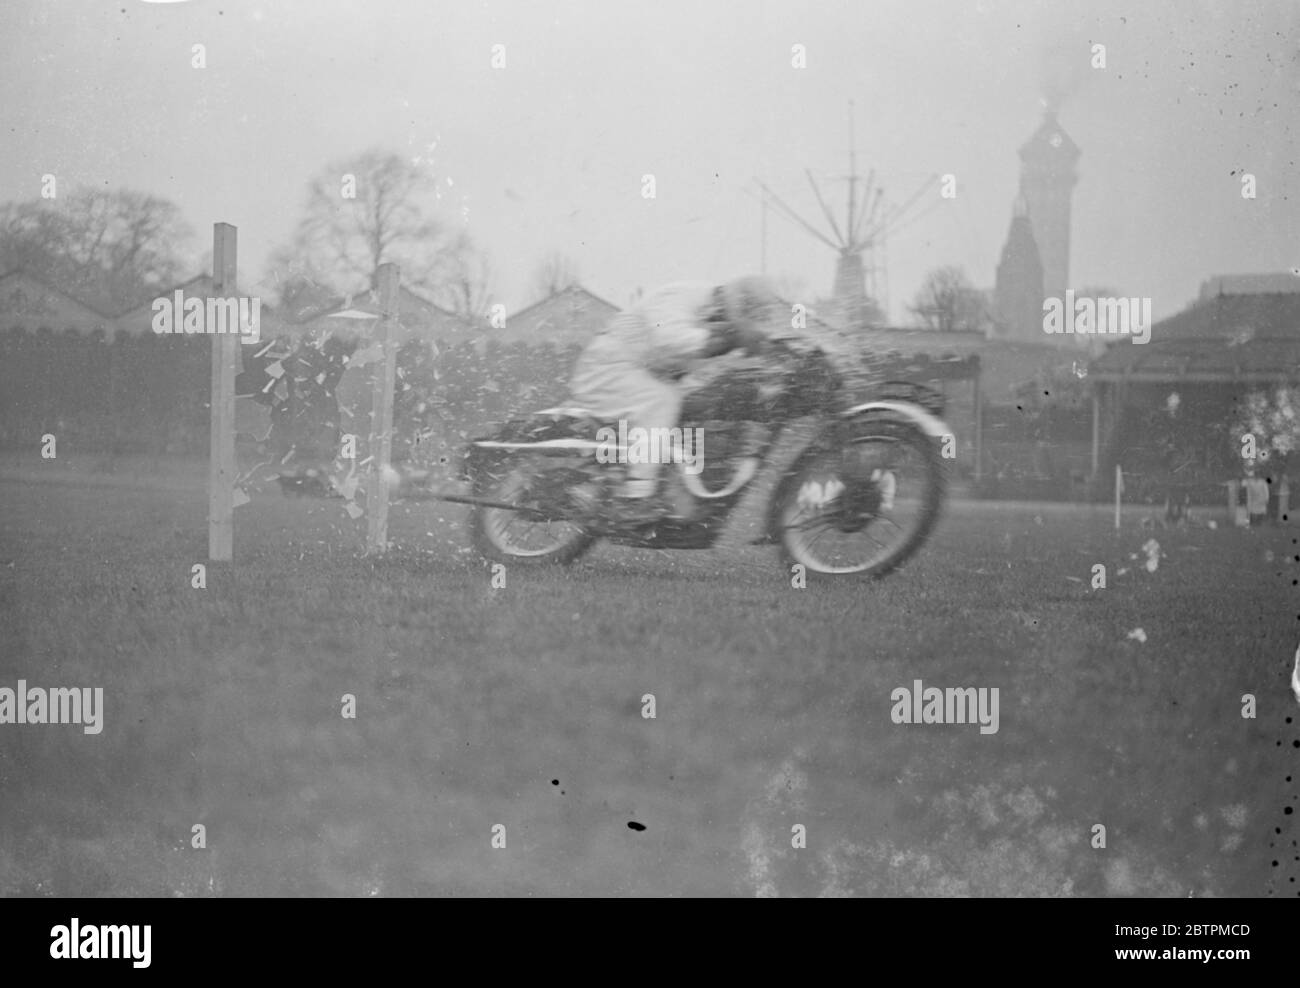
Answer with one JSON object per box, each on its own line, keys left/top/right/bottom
{"left": 1243, "top": 469, "right": 1270, "bottom": 528}
{"left": 1164, "top": 487, "right": 1188, "bottom": 525}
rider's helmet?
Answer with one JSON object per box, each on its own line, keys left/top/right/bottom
{"left": 719, "top": 275, "right": 781, "bottom": 328}
{"left": 714, "top": 276, "right": 782, "bottom": 356}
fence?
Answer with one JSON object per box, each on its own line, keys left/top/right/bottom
{"left": 0, "top": 324, "right": 581, "bottom": 461}
{"left": 0, "top": 327, "right": 210, "bottom": 455}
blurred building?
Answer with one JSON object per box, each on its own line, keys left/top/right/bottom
{"left": 111, "top": 274, "right": 295, "bottom": 340}
{"left": 0, "top": 269, "right": 114, "bottom": 336}
{"left": 1018, "top": 111, "right": 1080, "bottom": 308}
{"left": 991, "top": 198, "right": 1045, "bottom": 343}
{"left": 991, "top": 111, "right": 1081, "bottom": 344}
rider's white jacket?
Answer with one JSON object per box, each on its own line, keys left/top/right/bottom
{"left": 566, "top": 282, "right": 726, "bottom": 486}
{"left": 585, "top": 282, "right": 719, "bottom": 379}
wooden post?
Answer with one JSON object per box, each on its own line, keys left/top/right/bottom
{"left": 365, "top": 263, "right": 400, "bottom": 553}
{"left": 971, "top": 369, "right": 983, "bottom": 484}
{"left": 105, "top": 331, "right": 117, "bottom": 461}
{"left": 208, "top": 223, "right": 238, "bottom": 562}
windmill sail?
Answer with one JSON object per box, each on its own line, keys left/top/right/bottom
{"left": 753, "top": 103, "right": 934, "bottom": 328}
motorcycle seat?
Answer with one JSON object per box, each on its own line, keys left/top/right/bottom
{"left": 534, "top": 406, "right": 599, "bottom": 420}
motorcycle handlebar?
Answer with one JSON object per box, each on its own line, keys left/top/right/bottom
{"left": 759, "top": 334, "right": 824, "bottom": 361}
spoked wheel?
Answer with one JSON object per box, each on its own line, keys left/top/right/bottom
{"left": 773, "top": 417, "right": 944, "bottom": 578}
{"left": 469, "top": 454, "right": 598, "bottom": 567}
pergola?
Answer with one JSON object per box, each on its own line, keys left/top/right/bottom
{"left": 1087, "top": 292, "right": 1300, "bottom": 481}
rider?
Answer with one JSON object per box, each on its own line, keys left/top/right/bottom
{"left": 568, "top": 276, "right": 782, "bottom": 523}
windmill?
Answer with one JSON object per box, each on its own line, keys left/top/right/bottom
{"left": 751, "top": 103, "right": 936, "bottom": 327}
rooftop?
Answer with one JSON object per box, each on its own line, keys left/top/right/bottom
{"left": 1090, "top": 292, "right": 1300, "bottom": 382}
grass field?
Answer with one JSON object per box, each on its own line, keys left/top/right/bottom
{"left": 0, "top": 462, "right": 1296, "bottom": 897}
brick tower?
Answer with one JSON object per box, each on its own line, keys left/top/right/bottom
{"left": 1017, "top": 110, "right": 1080, "bottom": 310}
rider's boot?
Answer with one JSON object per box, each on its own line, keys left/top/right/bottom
{"left": 609, "top": 475, "right": 672, "bottom": 528}
{"left": 611, "top": 496, "right": 669, "bottom": 528}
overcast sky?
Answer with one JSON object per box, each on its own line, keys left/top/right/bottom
{"left": 2, "top": 0, "right": 1297, "bottom": 320}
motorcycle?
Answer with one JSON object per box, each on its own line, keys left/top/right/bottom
{"left": 451, "top": 337, "right": 951, "bottom": 578}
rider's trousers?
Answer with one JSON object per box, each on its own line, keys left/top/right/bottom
{"left": 569, "top": 348, "right": 682, "bottom": 498}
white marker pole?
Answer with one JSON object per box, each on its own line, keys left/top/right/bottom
{"left": 1114, "top": 464, "right": 1122, "bottom": 531}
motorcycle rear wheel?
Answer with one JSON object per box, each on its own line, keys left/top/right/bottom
{"left": 469, "top": 453, "right": 599, "bottom": 567}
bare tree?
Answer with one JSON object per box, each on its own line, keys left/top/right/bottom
{"left": 267, "top": 149, "right": 463, "bottom": 303}
{"left": 438, "top": 230, "right": 495, "bottom": 322}
{"left": 909, "top": 266, "right": 990, "bottom": 333}
{"left": 0, "top": 188, "right": 193, "bottom": 313}
{"left": 532, "top": 250, "right": 579, "bottom": 301}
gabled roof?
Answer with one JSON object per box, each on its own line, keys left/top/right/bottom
{"left": 274, "top": 279, "right": 339, "bottom": 323}
{"left": 1129, "top": 292, "right": 1299, "bottom": 341}
{"left": 276, "top": 281, "right": 471, "bottom": 322}
{"left": 1198, "top": 272, "right": 1300, "bottom": 301}
{"left": 506, "top": 284, "right": 621, "bottom": 324}
{"left": 106, "top": 273, "right": 301, "bottom": 340}
{"left": 395, "top": 283, "right": 459, "bottom": 316}
{"left": 107, "top": 270, "right": 480, "bottom": 343}
{"left": 0, "top": 269, "right": 118, "bottom": 332}
{"left": 1090, "top": 293, "right": 1300, "bottom": 382}
{"left": 112, "top": 274, "right": 215, "bottom": 320}
{"left": 0, "top": 268, "right": 117, "bottom": 320}
{"left": 0, "top": 269, "right": 316, "bottom": 340}
{"left": 0, "top": 267, "right": 128, "bottom": 319}
{"left": 266, "top": 282, "right": 481, "bottom": 345}
{"left": 493, "top": 284, "right": 621, "bottom": 344}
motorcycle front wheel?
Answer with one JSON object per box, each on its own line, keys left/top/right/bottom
{"left": 770, "top": 416, "right": 945, "bottom": 578}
